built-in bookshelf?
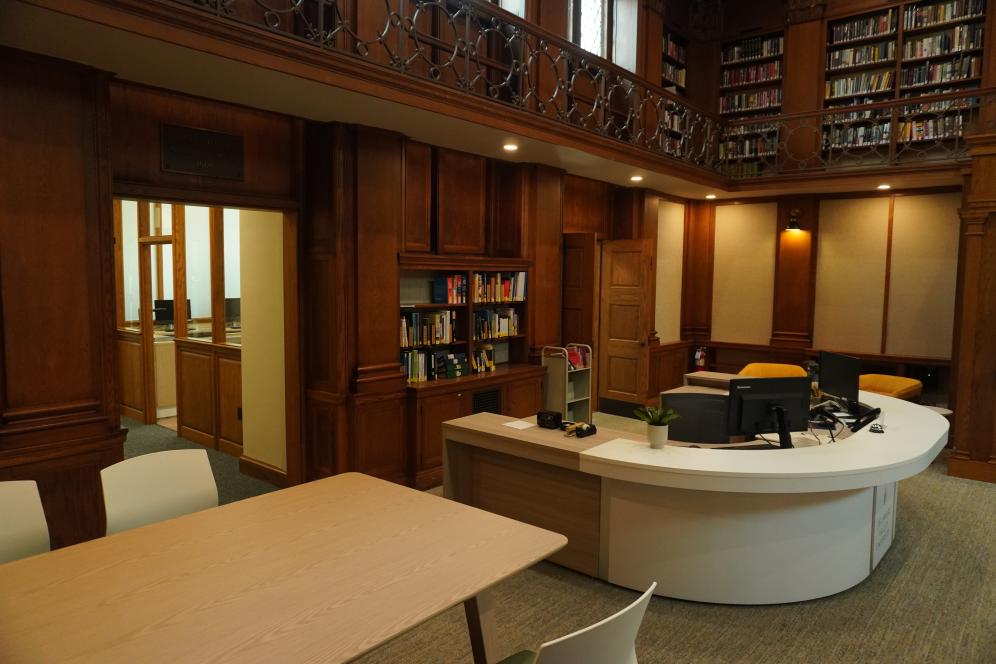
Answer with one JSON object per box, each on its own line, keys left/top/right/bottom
{"left": 719, "top": 32, "right": 785, "bottom": 116}
{"left": 661, "top": 29, "right": 688, "bottom": 92}
{"left": 399, "top": 265, "right": 529, "bottom": 383}
{"left": 718, "top": 32, "right": 784, "bottom": 175}
{"left": 823, "top": 0, "right": 987, "bottom": 154}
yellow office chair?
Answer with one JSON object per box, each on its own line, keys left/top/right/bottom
{"left": 859, "top": 374, "right": 922, "bottom": 401}
{"left": 738, "top": 363, "right": 808, "bottom": 378}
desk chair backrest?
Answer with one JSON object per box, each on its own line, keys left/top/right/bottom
{"left": 101, "top": 449, "right": 219, "bottom": 535}
{"left": 534, "top": 583, "right": 656, "bottom": 664}
{"left": 738, "top": 363, "right": 808, "bottom": 378}
{"left": 859, "top": 374, "right": 923, "bottom": 401}
{"left": 661, "top": 393, "right": 730, "bottom": 444}
{"left": 0, "top": 480, "right": 50, "bottom": 563}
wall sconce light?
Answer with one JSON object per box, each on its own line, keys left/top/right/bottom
{"left": 786, "top": 209, "right": 802, "bottom": 232}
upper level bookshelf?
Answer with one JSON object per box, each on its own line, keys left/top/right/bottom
{"left": 719, "top": 32, "right": 785, "bottom": 117}
{"left": 661, "top": 29, "right": 688, "bottom": 93}
{"left": 825, "top": 8, "right": 899, "bottom": 106}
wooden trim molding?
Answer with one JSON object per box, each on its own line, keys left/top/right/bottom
{"left": 239, "top": 455, "right": 290, "bottom": 488}
{"left": 680, "top": 201, "right": 715, "bottom": 342}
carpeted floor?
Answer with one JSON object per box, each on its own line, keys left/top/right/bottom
{"left": 121, "top": 417, "right": 276, "bottom": 505}
{"left": 121, "top": 416, "right": 995, "bottom": 663}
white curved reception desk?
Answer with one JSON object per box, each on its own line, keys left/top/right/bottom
{"left": 442, "top": 392, "right": 948, "bottom": 605}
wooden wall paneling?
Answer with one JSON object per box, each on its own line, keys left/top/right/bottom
{"left": 949, "top": 135, "right": 996, "bottom": 482}
{"left": 109, "top": 82, "right": 301, "bottom": 209}
{"left": 116, "top": 331, "right": 145, "bottom": 421}
{"left": 282, "top": 211, "right": 304, "bottom": 485}
{"left": 175, "top": 340, "right": 216, "bottom": 448}
{"left": 172, "top": 205, "right": 188, "bottom": 338}
{"left": 779, "top": 19, "right": 825, "bottom": 166}
{"left": 436, "top": 148, "right": 487, "bottom": 255}
{"left": 524, "top": 164, "right": 564, "bottom": 359}
{"left": 561, "top": 233, "right": 598, "bottom": 347}
{"left": 771, "top": 197, "right": 819, "bottom": 347}
{"left": 685, "top": 39, "right": 720, "bottom": 114}
{"left": 216, "top": 352, "right": 243, "bottom": 455}
{"left": 302, "top": 123, "right": 353, "bottom": 481}
{"left": 638, "top": 0, "right": 665, "bottom": 84}
{"left": 563, "top": 175, "right": 611, "bottom": 235}
{"left": 113, "top": 199, "right": 125, "bottom": 328}
{"left": 680, "top": 201, "right": 716, "bottom": 342}
{"left": 209, "top": 207, "right": 227, "bottom": 344}
{"left": 648, "top": 341, "right": 693, "bottom": 397}
{"left": 528, "top": 0, "right": 570, "bottom": 119}
{"left": 490, "top": 161, "right": 525, "bottom": 258}
{"left": 880, "top": 195, "right": 896, "bottom": 354}
{"left": 416, "top": 391, "right": 472, "bottom": 488}
{"left": 403, "top": 140, "right": 433, "bottom": 253}
{"left": 351, "top": 126, "right": 407, "bottom": 482}
{"left": 0, "top": 48, "right": 124, "bottom": 547}
{"left": 504, "top": 377, "right": 543, "bottom": 418}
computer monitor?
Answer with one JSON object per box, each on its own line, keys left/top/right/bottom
{"left": 727, "top": 377, "right": 811, "bottom": 449}
{"left": 152, "top": 299, "right": 191, "bottom": 325}
{"left": 819, "top": 350, "right": 861, "bottom": 414}
{"left": 660, "top": 392, "right": 731, "bottom": 444}
{"left": 225, "top": 298, "right": 241, "bottom": 325}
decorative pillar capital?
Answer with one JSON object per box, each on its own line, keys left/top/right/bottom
{"left": 787, "top": 0, "right": 827, "bottom": 24}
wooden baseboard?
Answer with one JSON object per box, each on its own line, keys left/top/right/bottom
{"left": 947, "top": 456, "right": 996, "bottom": 483}
{"left": 414, "top": 467, "right": 442, "bottom": 491}
{"left": 179, "top": 425, "right": 215, "bottom": 449}
{"left": 120, "top": 404, "right": 144, "bottom": 422}
{"left": 239, "top": 456, "right": 290, "bottom": 488}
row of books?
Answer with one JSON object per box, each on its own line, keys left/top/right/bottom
{"left": 823, "top": 123, "right": 892, "bottom": 149}
{"left": 473, "top": 308, "right": 519, "bottom": 340}
{"left": 829, "top": 9, "right": 896, "bottom": 46}
{"left": 900, "top": 55, "right": 981, "bottom": 87}
{"left": 719, "top": 138, "right": 777, "bottom": 160}
{"left": 721, "top": 61, "right": 781, "bottom": 88}
{"left": 826, "top": 71, "right": 894, "bottom": 99}
{"left": 722, "top": 121, "right": 778, "bottom": 137}
{"left": 720, "top": 88, "right": 782, "bottom": 114}
{"left": 721, "top": 36, "right": 783, "bottom": 65}
{"left": 898, "top": 115, "right": 965, "bottom": 141}
{"left": 828, "top": 41, "right": 895, "bottom": 71}
{"left": 400, "top": 310, "right": 459, "bottom": 349}
{"left": 903, "top": 0, "right": 985, "bottom": 30}
{"left": 470, "top": 344, "right": 496, "bottom": 374}
{"left": 723, "top": 161, "right": 768, "bottom": 178}
{"left": 474, "top": 271, "right": 526, "bottom": 303}
{"left": 662, "top": 33, "right": 686, "bottom": 65}
{"left": 431, "top": 274, "right": 468, "bottom": 304}
{"left": 401, "top": 350, "right": 470, "bottom": 383}
{"left": 903, "top": 24, "right": 984, "bottom": 59}
{"left": 566, "top": 346, "right": 590, "bottom": 370}
{"left": 662, "top": 61, "right": 687, "bottom": 88}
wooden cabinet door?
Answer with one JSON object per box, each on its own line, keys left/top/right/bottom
{"left": 504, "top": 378, "right": 543, "bottom": 418}
{"left": 598, "top": 239, "right": 654, "bottom": 406}
{"left": 417, "top": 391, "right": 471, "bottom": 477}
{"left": 403, "top": 140, "right": 432, "bottom": 252}
{"left": 436, "top": 148, "right": 486, "bottom": 254}
{"left": 217, "top": 355, "right": 243, "bottom": 455}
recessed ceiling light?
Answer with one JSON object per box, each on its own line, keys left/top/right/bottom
{"left": 502, "top": 143, "right": 518, "bottom": 152}
{"left": 630, "top": 175, "right": 643, "bottom": 182}
{"left": 877, "top": 184, "right": 891, "bottom": 190}
{"left": 705, "top": 194, "right": 718, "bottom": 200}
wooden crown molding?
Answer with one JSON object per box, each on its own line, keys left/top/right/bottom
{"left": 786, "top": 0, "right": 827, "bottom": 24}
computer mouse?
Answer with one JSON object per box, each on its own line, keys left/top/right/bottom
{"left": 869, "top": 423, "right": 885, "bottom": 434}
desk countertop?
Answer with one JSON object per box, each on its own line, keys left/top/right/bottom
{"left": 443, "top": 391, "right": 949, "bottom": 494}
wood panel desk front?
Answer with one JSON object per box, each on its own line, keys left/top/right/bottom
{"left": 0, "top": 473, "right": 565, "bottom": 664}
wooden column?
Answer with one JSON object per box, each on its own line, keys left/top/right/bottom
{"left": 0, "top": 48, "right": 125, "bottom": 547}
{"left": 770, "top": 196, "right": 819, "bottom": 348}
{"left": 680, "top": 201, "right": 715, "bottom": 343}
{"left": 523, "top": 164, "right": 565, "bottom": 360}
{"left": 780, "top": 9, "right": 825, "bottom": 170}
{"left": 948, "top": 134, "right": 996, "bottom": 483}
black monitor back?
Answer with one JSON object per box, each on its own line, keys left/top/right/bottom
{"left": 660, "top": 392, "right": 731, "bottom": 444}
{"left": 819, "top": 350, "right": 861, "bottom": 410}
{"left": 727, "top": 377, "right": 811, "bottom": 437}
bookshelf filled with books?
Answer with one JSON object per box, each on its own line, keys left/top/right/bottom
{"left": 718, "top": 32, "right": 784, "bottom": 176}
{"left": 823, "top": 1, "right": 987, "bottom": 154}
{"left": 662, "top": 30, "right": 688, "bottom": 93}
{"left": 400, "top": 264, "right": 530, "bottom": 384}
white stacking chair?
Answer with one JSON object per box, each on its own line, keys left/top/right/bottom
{"left": 0, "top": 480, "right": 50, "bottom": 564}
{"left": 498, "top": 583, "right": 657, "bottom": 664}
{"left": 101, "top": 449, "right": 219, "bottom": 535}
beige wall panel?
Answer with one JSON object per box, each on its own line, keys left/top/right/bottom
{"left": 813, "top": 197, "right": 890, "bottom": 354}
{"left": 655, "top": 201, "right": 685, "bottom": 343}
{"left": 154, "top": 339, "right": 176, "bottom": 413}
{"left": 711, "top": 203, "right": 777, "bottom": 345}
{"left": 240, "top": 210, "right": 287, "bottom": 471}
{"left": 886, "top": 193, "right": 960, "bottom": 358}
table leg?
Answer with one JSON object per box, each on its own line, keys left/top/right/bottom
{"left": 464, "top": 589, "right": 498, "bottom": 664}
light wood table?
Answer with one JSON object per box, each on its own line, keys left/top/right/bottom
{"left": 0, "top": 473, "right": 566, "bottom": 664}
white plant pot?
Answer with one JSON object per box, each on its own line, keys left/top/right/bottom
{"left": 647, "top": 424, "right": 668, "bottom": 449}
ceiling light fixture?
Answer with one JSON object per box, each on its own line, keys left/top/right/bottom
{"left": 705, "top": 194, "right": 717, "bottom": 200}
{"left": 877, "top": 184, "right": 891, "bottom": 190}
{"left": 630, "top": 175, "right": 644, "bottom": 182}
{"left": 502, "top": 143, "right": 519, "bottom": 152}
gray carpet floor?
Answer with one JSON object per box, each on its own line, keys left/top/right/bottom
{"left": 121, "top": 418, "right": 995, "bottom": 663}
{"left": 122, "top": 417, "right": 276, "bottom": 504}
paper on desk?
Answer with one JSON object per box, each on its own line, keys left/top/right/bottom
{"left": 503, "top": 419, "right": 536, "bottom": 430}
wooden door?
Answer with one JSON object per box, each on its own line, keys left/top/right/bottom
{"left": 598, "top": 239, "right": 654, "bottom": 407}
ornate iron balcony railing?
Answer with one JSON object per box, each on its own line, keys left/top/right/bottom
{"left": 170, "top": 0, "right": 992, "bottom": 180}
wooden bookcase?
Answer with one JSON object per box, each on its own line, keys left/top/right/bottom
{"left": 823, "top": 1, "right": 986, "bottom": 153}
{"left": 718, "top": 31, "right": 785, "bottom": 177}
{"left": 662, "top": 29, "right": 688, "bottom": 93}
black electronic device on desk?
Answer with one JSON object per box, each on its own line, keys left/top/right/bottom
{"left": 819, "top": 350, "right": 874, "bottom": 417}
{"left": 728, "top": 377, "right": 811, "bottom": 449}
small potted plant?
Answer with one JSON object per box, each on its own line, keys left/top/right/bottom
{"left": 634, "top": 406, "right": 680, "bottom": 449}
